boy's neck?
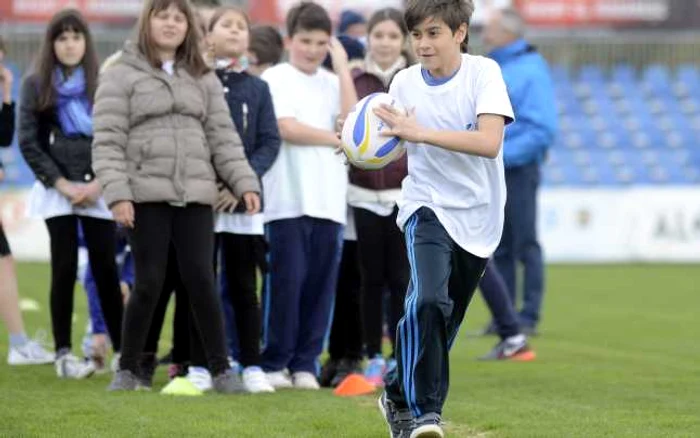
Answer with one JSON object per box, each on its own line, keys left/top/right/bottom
{"left": 290, "top": 60, "right": 318, "bottom": 76}
{"left": 429, "top": 52, "right": 462, "bottom": 79}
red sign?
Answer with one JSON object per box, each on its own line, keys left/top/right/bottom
{"left": 0, "top": 0, "right": 142, "bottom": 23}
{"left": 515, "top": 0, "right": 671, "bottom": 26}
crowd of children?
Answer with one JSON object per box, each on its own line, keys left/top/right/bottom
{"left": 2, "top": 0, "right": 539, "bottom": 436}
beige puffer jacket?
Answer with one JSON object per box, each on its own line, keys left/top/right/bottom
{"left": 92, "top": 43, "right": 260, "bottom": 207}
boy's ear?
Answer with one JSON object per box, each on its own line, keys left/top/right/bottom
{"left": 284, "top": 35, "right": 293, "bottom": 50}
{"left": 455, "top": 23, "right": 468, "bottom": 46}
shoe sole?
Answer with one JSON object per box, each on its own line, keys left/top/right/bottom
{"left": 377, "top": 396, "right": 393, "bottom": 438}
{"left": 410, "top": 425, "right": 444, "bottom": 438}
{"left": 510, "top": 350, "right": 537, "bottom": 362}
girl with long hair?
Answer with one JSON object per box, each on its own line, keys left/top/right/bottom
{"left": 92, "top": 0, "right": 261, "bottom": 392}
{"left": 18, "top": 10, "right": 125, "bottom": 379}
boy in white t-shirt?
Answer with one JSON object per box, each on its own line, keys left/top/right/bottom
{"left": 371, "top": 0, "right": 515, "bottom": 436}
{"left": 260, "top": 2, "right": 357, "bottom": 390}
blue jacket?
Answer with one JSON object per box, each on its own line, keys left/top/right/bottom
{"left": 215, "top": 69, "right": 281, "bottom": 178}
{"left": 489, "top": 39, "right": 558, "bottom": 169}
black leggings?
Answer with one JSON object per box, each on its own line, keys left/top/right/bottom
{"left": 143, "top": 244, "right": 190, "bottom": 364}
{"left": 120, "top": 203, "right": 228, "bottom": 376}
{"left": 354, "top": 207, "right": 409, "bottom": 358}
{"left": 190, "top": 233, "right": 265, "bottom": 369}
{"left": 0, "top": 224, "right": 11, "bottom": 257}
{"left": 45, "top": 215, "right": 123, "bottom": 353}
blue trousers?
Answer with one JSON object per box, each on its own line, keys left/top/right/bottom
{"left": 261, "top": 217, "right": 343, "bottom": 374}
{"left": 494, "top": 163, "right": 545, "bottom": 327}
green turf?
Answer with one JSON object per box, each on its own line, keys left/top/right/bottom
{"left": 1, "top": 263, "right": 699, "bottom": 437}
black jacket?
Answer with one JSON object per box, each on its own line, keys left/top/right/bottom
{"left": 215, "top": 69, "right": 280, "bottom": 178}
{"left": 0, "top": 102, "right": 15, "bottom": 169}
{"left": 18, "top": 74, "right": 95, "bottom": 187}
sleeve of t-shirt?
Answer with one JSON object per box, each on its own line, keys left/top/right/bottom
{"left": 261, "top": 66, "right": 296, "bottom": 120}
{"left": 475, "top": 59, "right": 515, "bottom": 125}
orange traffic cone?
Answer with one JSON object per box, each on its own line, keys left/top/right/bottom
{"left": 333, "top": 373, "right": 377, "bottom": 397}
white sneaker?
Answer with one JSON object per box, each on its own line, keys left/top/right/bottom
{"left": 292, "top": 371, "right": 320, "bottom": 390}
{"left": 186, "top": 366, "right": 213, "bottom": 392}
{"left": 7, "top": 340, "right": 55, "bottom": 365}
{"left": 111, "top": 353, "right": 121, "bottom": 373}
{"left": 265, "top": 370, "right": 293, "bottom": 389}
{"left": 242, "top": 366, "right": 275, "bottom": 393}
{"left": 55, "top": 353, "right": 96, "bottom": 379}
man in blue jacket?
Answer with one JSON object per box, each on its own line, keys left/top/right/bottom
{"left": 484, "top": 8, "right": 557, "bottom": 335}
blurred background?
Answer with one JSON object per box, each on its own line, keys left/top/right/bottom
{"left": 1, "top": 0, "right": 699, "bottom": 263}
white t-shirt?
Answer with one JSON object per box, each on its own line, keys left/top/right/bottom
{"left": 214, "top": 212, "right": 264, "bottom": 235}
{"left": 391, "top": 54, "right": 515, "bottom": 258}
{"left": 261, "top": 63, "right": 348, "bottom": 225}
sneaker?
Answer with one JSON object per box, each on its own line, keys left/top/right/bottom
{"left": 186, "top": 366, "right": 213, "bottom": 392}
{"left": 242, "top": 366, "right": 275, "bottom": 393}
{"left": 138, "top": 353, "right": 158, "bottom": 389}
{"left": 228, "top": 357, "right": 241, "bottom": 372}
{"left": 266, "top": 370, "right": 293, "bottom": 389}
{"left": 111, "top": 353, "right": 121, "bottom": 373}
{"left": 212, "top": 369, "right": 245, "bottom": 394}
{"left": 378, "top": 392, "right": 414, "bottom": 438}
{"left": 291, "top": 371, "right": 320, "bottom": 390}
{"left": 410, "top": 413, "right": 444, "bottom": 438}
{"left": 330, "top": 358, "right": 363, "bottom": 388}
{"left": 478, "top": 335, "right": 536, "bottom": 361}
{"left": 7, "top": 340, "right": 54, "bottom": 366}
{"left": 55, "top": 353, "right": 96, "bottom": 379}
{"left": 319, "top": 358, "right": 339, "bottom": 388}
{"left": 108, "top": 369, "right": 143, "bottom": 391}
{"left": 365, "top": 356, "right": 387, "bottom": 387}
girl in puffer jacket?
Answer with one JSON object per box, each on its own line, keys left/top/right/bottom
{"left": 18, "top": 9, "right": 125, "bottom": 380}
{"left": 92, "top": 0, "right": 261, "bottom": 394}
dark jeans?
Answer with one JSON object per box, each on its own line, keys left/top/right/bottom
{"left": 354, "top": 207, "right": 408, "bottom": 358}
{"left": 45, "top": 215, "right": 123, "bottom": 353}
{"left": 120, "top": 203, "right": 228, "bottom": 376}
{"left": 261, "top": 216, "right": 343, "bottom": 374}
{"left": 494, "top": 163, "right": 545, "bottom": 327}
{"left": 385, "top": 208, "right": 488, "bottom": 416}
{"left": 479, "top": 260, "right": 520, "bottom": 340}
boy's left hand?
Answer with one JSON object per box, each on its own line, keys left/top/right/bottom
{"left": 328, "top": 37, "right": 349, "bottom": 73}
{"left": 374, "top": 104, "right": 425, "bottom": 143}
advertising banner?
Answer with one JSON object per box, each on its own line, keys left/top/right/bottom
{"left": 0, "top": 0, "right": 142, "bottom": 23}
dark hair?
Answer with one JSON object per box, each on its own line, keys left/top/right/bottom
{"left": 0, "top": 36, "right": 5, "bottom": 54}
{"left": 136, "top": 0, "right": 209, "bottom": 77}
{"left": 405, "top": 0, "right": 474, "bottom": 53}
{"left": 286, "top": 2, "right": 332, "bottom": 38}
{"left": 208, "top": 6, "right": 250, "bottom": 32}
{"left": 190, "top": 0, "right": 221, "bottom": 7}
{"left": 33, "top": 9, "right": 99, "bottom": 111}
{"left": 249, "top": 25, "right": 284, "bottom": 66}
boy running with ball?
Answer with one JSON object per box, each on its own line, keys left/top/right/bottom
{"left": 372, "top": 1, "right": 514, "bottom": 436}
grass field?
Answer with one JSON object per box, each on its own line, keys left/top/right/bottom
{"left": 1, "top": 263, "right": 699, "bottom": 437}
